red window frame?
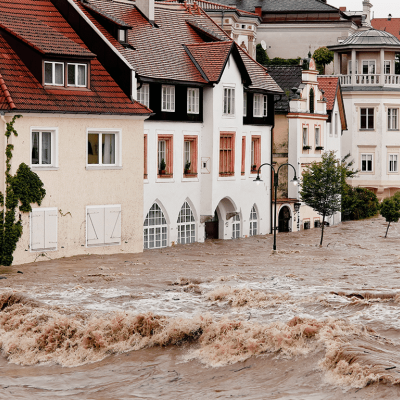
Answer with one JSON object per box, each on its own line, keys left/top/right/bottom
{"left": 158, "top": 134, "right": 173, "bottom": 178}
{"left": 183, "top": 135, "right": 198, "bottom": 176}
{"left": 241, "top": 136, "right": 246, "bottom": 175}
{"left": 144, "top": 134, "right": 148, "bottom": 179}
{"left": 250, "top": 135, "right": 261, "bottom": 174}
{"left": 219, "top": 132, "right": 235, "bottom": 177}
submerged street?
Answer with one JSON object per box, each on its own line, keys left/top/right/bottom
{"left": 1, "top": 217, "right": 400, "bottom": 399}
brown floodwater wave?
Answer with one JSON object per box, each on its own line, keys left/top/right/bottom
{"left": 2, "top": 291, "right": 400, "bottom": 391}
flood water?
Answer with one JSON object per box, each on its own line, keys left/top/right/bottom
{"left": 2, "top": 217, "right": 400, "bottom": 399}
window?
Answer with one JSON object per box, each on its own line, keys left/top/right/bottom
{"left": 144, "top": 134, "right": 147, "bottom": 179}
{"left": 241, "top": 137, "right": 246, "bottom": 175}
{"left": 253, "top": 94, "right": 267, "bottom": 117}
{"left": 388, "top": 108, "right": 398, "bottom": 130}
{"left": 219, "top": 132, "right": 235, "bottom": 176}
{"left": 31, "top": 129, "right": 56, "bottom": 167}
{"left": 183, "top": 135, "right": 198, "bottom": 175}
{"left": 144, "top": 203, "right": 167, "bottom": 249}
{"left": 187, "top": 88, "right": 199, "bottom": 114}
{"left": 118, "top": 29, "right": 126, "bottom": 42}
{"left": 315, "top": 127, "right": 320, "bottom": 147}
{"left": 86, "top": 205, "right": 121, "bottom": 246}
{"left": 249, "top": 205, "right": 258, "bottom": 236}
{"left": 250, "top": 136, "right": 261, "bottom": 173}
{"left": 303, "top": 127, "right": 308, "bottom": 147}
{"left": 348, "top": 60, "right": 358, "bottom": 74}
{"left": 44, "top": 61, "right": 64, "bottom": 86}
{"left": 30, "top": 208, "right": 57, "bottom": 251}
{"left": 177, "top": 202, "right": 196, "bottom": 244}
{"left": 309, "top": 88, "right": 314, "bottom": 114}
{"left": 329, "top": 121, "right": 333, "bottom": 137}
{"left": 361, "top": 154, "right": 373, "bottom": 172}
{"left": 157, "top": 135, "right": 173, "bottom": 176}
{"left": 87, "top": 132, "right": 119, "bottom": 166}
{"left": 362, "top": 60, "right": 376, "bottom": 74}
{"left": 360, "top": 108, "right": 374, "bottom": 130}
{"left": 162, "top": 85, "right": 175, "bottom": 112}
{"left": 67, "top": 63, "right": 87, "bottom": 87}
{"left": 137, "top": 84, "right": 149, "bottom": 107}
{"left": 223, "top": 87, "right": 235, "bottom": 115}
{"left": 384, "top": 60, "right": 391, "bottom": 74}
{"left": 243, "top": 92, "right": 247, "bottom": 117}
{"left": 232, "top": 214, "right": 241, "bottom": 239}
{"left": 335, "top": 113, "right": 339, "bottom": 137}
{"left": 389, "top": 154, "right": 398, "bottom": 172}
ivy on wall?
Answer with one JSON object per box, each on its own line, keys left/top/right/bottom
{"left": 0, "top": 115, "right": 46, "bottom": 266}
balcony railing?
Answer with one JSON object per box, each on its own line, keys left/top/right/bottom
{"left": 337, "top": 74, "right": 400, "bottom": 87}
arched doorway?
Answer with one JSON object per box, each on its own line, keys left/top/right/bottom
{"left": 278, "top": 206, "right": 291, "bottom": 232}
{"left": 144, "top": 203, "right": 168, "bottom": 249}
{"left": 205, "top": 210, "right": 219, "bottom": 239}
{"left": 177, "top": 201, "right": 196, "bottom": 244}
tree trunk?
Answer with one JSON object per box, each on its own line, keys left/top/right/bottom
{"left": 385, "top": 222, "right": 391, "bottom": 238}
{"left": 320, "top": 214, "right": 326, "bottom": 246}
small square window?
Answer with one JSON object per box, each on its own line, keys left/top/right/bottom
{"left": 360, "top": 108, "right": 374, "bottom": 130}
{"left": 187, "top": 88, "right": 199, "bottom": 114}
{"left": 87, "top": 131, "right": 119, "bottom": 166}
{"left": 67, "top": 63, "right": 87, "bottom": 87}
{"left": 31, "top": 129, "right": 57, "bottom": 167}
{"left": 162, "top": 85, "right": 175, "bottom": 112}
{"left": 44, "top": 62, "right": 64, "bottom": 86}
{"left": 253, "top": 94, "right": 267, "bottom": 117}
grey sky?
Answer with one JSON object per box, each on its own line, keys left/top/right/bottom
{"left": 328, "top": 0, "right": 397, "bottom": 19}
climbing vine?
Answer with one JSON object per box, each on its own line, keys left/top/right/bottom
{"left": 0, "top": 115, "right": 46, "bottom": 266}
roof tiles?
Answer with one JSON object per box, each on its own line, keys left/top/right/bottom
{"left": 317, "top": 76, "right": 339, "bottom": 111}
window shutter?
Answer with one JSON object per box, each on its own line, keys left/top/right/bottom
{"left": 87, "top": 207, "right": 105, "bottom": 245}
{"left": 44, "top": 209, "right": 58, "bottom": 250}
{"left": 31, "top": 210, "right": 45, "bottom": 250}
{"left": 105, "top": 206, "right": 121, "bottom": 244}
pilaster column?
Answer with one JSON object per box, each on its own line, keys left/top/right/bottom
{"left": 380, "top": 48, "right": 385, "bottom": 86}
{"left": 351, "top": 49, "right": 356, "bottom": 85}
{"left": 334, "top": 52, "right": 340, "bottom": 75}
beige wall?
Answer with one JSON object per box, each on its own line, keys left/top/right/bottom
{"left": 2, "top": 113, "right": 145, "bottom": 265}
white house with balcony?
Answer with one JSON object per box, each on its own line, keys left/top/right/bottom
{"left": 328, "top": 29, "right": 400, "bottom": 199}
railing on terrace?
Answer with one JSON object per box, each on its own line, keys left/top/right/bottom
{"left": 335, "top": 74, "right": 400, "bottom": 87}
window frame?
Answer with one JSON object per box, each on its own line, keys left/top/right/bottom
{"left": 30, "top": 207, "right": 58, "bottom": 252}
{"left": 232, "top": 214, "right": 241, "bottom": 239}
{"left": 253, "top": 94, "right": 267, "bottom": 117}
{"left": 243, "top": 92, "right": 247, "bottom": 117}
{"left": 384, "top": 60, "right": 392, "bottom": 74}
{"left": 144, "top": 133, "right": 148, "bottom": 179}
{"left": 223, "top": 86, "right": 235, "bottom": 116}
{"left": 137, "top": 84, "right": 150, "bottom": 107}
{"left": 388, "top": 108, "right": 399, "bottom": 130}
{"left": 118, "top": 29, "right": 126, "bottom": 43}
{"left": 187, "top": 88, "right": 199, "bottom": 114}
{"left": 157, "top": 134, "right": 173, "bottom": 177}
{"left": 250, "top": 135, "right": 261, "bottom": 173}
{"left": 44, "top": 60, "right": 89, "bottom": 88}
{"left": 177, "top": 202, "right": 196, "bottom": 244}
{"left": 361, "top": 153, "right": 373, "bottom": 173}
{"left": 302, "top": 126, "right": 308, "bottom": 147}
{"left": 219, "top": 132, "right": 235, "bottom": 177}
{"left": 30, "top": 127, "right": 58, "bottom": 169}
{"left": 249, "top": 205, "right": 258, "bottom": 236}
{"left": 86, "top": 129, "right": 122, "bottom": 169}
{"left": 144, "top": 203, "right": 168, "bottom": 249}
{"left": 241, "top": 136, "right": 246, "bottom": 176}
{"left": 360, "top": 108, "right": 374, "bottom": 130}
{"left": 183, "top": 135, "right": 198, "bottom": 176}
{"left": 67, "top": 63, "right": 87, "bottom": 87}
{"left": 389, "top": 154, "right": 398, "bottom": 173}
{"left": 44, "top": 61, "right": 64, "bottom": 86}
{"left": 362, "top": 60, "right": 376, "bottom": 74}
{"left": 315, "top": 126, "right": 321, "bottom": 147}
{"left": 162, "top": 85, "right": 175, "bottom": 112}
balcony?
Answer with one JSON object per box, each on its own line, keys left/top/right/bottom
{"left": 338, "top": 74, "right": 400, "bottom": 88}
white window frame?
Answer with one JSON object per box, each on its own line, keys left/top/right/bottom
{"left": 223, "top": 86, "right": 235, "bottom": 116}
{"left": 137, "top": 84, "right": 150, "bottom": 107}
{"left": 144, "top": 203, "right": 168, "bottom": 249}
{"left": 67, "top": 63, "right": 87, "bottom": 87}
{"left": 158, "top": 139, "right": 166, "bottom": 170}
{"left": 388, "top": 108, "right": 398, "bottom": 130}
{"left": 86, "top": 129, "right": 122, "bottom": 169}
{"left": 232, "top": 214, "right": 241, "bottom": 239}
{"left": 360, "top": 108, "right": 374, "bottom": 130}
{"left": 30, "top": 207, "right": 58, "bottom": 252}
{"left": 249, "top": 205, "right": 258, "bottom": 236}
{"left": 243, "top": 92, "right": 247, "bottom": 117}
{"left": 177, "top": 202, "right": 196, "bottom": 244}
{"left": 335, "top": 113, "right": 339, "bottom": 137}
{"left": 315, "top": 127, "right": 320, "bottom": 147}
{"left": 118, "top": 29, "right": 126, "bottom": 42}
{"left": 253, "top": 94, "right": 267, "bottom": 117}
{"left": 162, "top": 85, "right": 175, "bottom": 112}
{"left": 348, "top": 60, "right": 358, "bottom": 74}
{"left": 361, "top": 153, "right": 373, "bottom": 172}
{"left": 44, "top": 61, "right": 64, "bottom": 86}
{"left": 86, "top": 204, "right": 122, "bottom": 247}
{"left": 362, "top": 60, "right": 376, "bottom": 74}
{"left": 30, "top": 127, "right": 58, "bottom": 169}
{"left": 187, "top": 88, "right": 199, "bottom": 114}
{"left": 384, "top": 60, "right": 392, "bottom": 74}
{"left": 389, "top": 154, "right": 398, "bottom": 173}
{"left": 302, "top": 127, "right": 308, "bottom": 147}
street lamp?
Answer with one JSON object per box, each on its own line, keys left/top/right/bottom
{"left": 253, "top": 162, "right": 298, "bottom": 251}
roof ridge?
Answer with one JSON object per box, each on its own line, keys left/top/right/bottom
{"left": 186, "top": 41, "right": 232, "bottom": 46}
{"left": 0, "top": 72, "right": 15, "bottom": 110}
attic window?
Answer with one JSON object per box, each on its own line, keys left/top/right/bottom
{"left": 45, "top": 62, "right": 64, "bottom": 86}
{"left": 118, "top": 29, "right": 126, "bottom": 43}
{"left": 68, "top": 63, "right": 87, "bottom": 87}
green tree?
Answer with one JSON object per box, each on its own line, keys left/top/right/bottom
{"left": 380, "top": 197, "right": 400, "bottom": 238}
{"left": 312, "top": 47, "right": 334, "bottom": 74}
{"left": 256, "top": 44, "right": 269, "bottom": 65}
{"left": 300, "top": 151, "right": 342, "bottom": 246}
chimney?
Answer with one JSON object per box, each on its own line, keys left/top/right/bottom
{"left": 339, "top": 7, "right": 346, "bottom": 12}
{"left": 254, "top": 6, "right": 262, "bottom": 17}
{"left": 388, "top": 13, "right": 392, "bottom": 21}
{"left": 136, "top": 0, "right": 155, "bottom": 22}
{"left": 362, "top": 1, "right": 372, "bottom": 25}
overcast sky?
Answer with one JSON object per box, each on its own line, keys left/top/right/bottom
{"left": 328, "top": 0, "right": 397, "bottom": 19}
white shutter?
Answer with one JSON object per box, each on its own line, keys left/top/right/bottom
{"left": 44, "top": 209, "right": 58, "bottom": 250}
{"left": 87, "top": 207, "right": 105, "bottom": 246}
{"left": 31, "top": 210, "right": 45, "bottom": 250}
{"left": 105, "top": 205, "right": 121, "bottom": 244}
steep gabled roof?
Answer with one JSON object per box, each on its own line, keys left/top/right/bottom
{"left": 0, "top": 0, "right": 151, "bottom": 115}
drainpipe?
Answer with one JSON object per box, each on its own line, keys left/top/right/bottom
{"left": 0, "top": 112, "right": 6, "bottom": 219}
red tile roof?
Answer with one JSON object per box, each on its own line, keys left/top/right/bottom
{"left": 317, "top": 76, "right": 339, "bottom": 111}
{"left": 0, "top": 0, "right": 151, "bottom": 115}
{"left": 371, "top": 18, "right": 400, "bottom": 40}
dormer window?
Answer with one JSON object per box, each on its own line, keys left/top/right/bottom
{"left": 67, "top": 63, "right": 87, "bottom": 87}
{"left": 118, "top": 29, "right": 126, "bottom": 43}
{"left": 44, "top": 62, "right": 64, "bottom": 86}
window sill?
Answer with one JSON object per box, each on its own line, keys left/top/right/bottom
{"left": 182, "top": 176, "right": 199, "bottom": 182}
{"left": 388, "top": 129, "right": 399, "bottom": 132}
{"left": 156, "top": 177, "right": 175, "bottom": 183}
{"left": 158, "top": 173, "right": 174, "bottom": 178}
{"left": 183, "top": 173, "right": 198, "bottom": 177}
{"left": 31, "top": 247, "right": 57, "bottom": 252}
{"left": 86, "top": 165, "right": 122, "bottom": 170}
{"left": 359, "top": 129, "right": 375, "bottom": 131}
{"left": 222, "top": 114, "right": 236, "bottom": 118}
{"left": 31, "top": 166, "right": 59, "bottom": 171}
{"left": 218, "top": 176, "right": 236, "bottom": 181}
{"left": 87, "top": 242, "right": 120, "bottom": 248}
{"left": 161, "top": 109, "right": 175, "bottom": 113}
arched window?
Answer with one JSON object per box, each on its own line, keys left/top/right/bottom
{"left": 232, "top": 214, "right": 241, "bottom": 239}
{"left": 144, "top": 203, "right": 167, "bottom": 249}
{"left": 249, "top": 205, "right": 258, "bottom": 236}
{"left": 177, "top": 202, "right": 196, "bottom": 244}
{"left": 309, "top": 88, "right": 314, "bottom": 113}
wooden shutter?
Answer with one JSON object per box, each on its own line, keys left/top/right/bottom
{"left": 44, "top": 209, "right": 57, "bottom": 250}
{"left": 31, "top": 210, "right": 45, "bottom": 250}
{"left": 105, "top": 206, "right": 121, "bottom": 244}
{"left": 87, "top": 207, "right": 105, "bottom": 246}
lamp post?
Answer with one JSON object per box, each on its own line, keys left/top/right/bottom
{"left": 254, "top": 163, "right": 298, "bottom": 251}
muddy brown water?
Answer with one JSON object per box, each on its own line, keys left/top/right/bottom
{"left": 2, "top": 217, "right": 400, "bottom": 399}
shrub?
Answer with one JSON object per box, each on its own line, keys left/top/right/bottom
{"left": 341, "top": 185, "right": 379, "bottom": 220}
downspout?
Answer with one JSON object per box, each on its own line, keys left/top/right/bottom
{"left": 0, "top": 112, "right": 6, "bottom": 226}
